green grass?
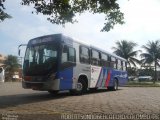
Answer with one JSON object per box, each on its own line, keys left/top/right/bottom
{"left": 125, "top": 81, "right": 160, "bottom": 87}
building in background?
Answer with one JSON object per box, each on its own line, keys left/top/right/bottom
{"left": 0, "top": 54, "right": 6, "bottom": 67}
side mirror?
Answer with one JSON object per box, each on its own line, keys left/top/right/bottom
{"left": 18, "top": 44, "right": 27, "bottom": 56}
{"left": 18, "top": 49, "right": 21, "bottom": 56}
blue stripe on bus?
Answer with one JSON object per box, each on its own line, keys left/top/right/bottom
{"left": 107, "top": 69, "right": 128, "bottom": 87}
{"left": 96, "top": 67, "right": 108, "bottom": 87}
{"left": 102, "top": 68, "right": 108, "bottom": 87}
{"left": 58, "top": 68, "right": 73, "bottom": 90}
{"left": 96, "top": 68, "right": 102, "bottom": 87}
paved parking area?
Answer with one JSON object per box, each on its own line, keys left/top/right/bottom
{"left": 0, "top": 82, "right": 160, "bottom": 119}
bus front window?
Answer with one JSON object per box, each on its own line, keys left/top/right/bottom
{"left": 23, "top": 43, "right": 59, "bottom": 76}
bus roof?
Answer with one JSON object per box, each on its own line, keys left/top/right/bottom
{"left": 90, "top": 45, "right": 127, "bottom": 62}
{"left": 61, "top": 34, "right": 127, "bottom": 62}
{"left": 28, "top": 34, "right": 127, "bottom": 62}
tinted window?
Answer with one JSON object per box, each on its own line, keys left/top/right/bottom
{"left": 101, "top": 53, "right": 108, "bottom": 60}
{"left": 91, "top": 50, "right": 100, "bottom": 66}
{"left": 100, "top": 53, "right": 109, "bottom": 67}
{"left": 80, "top": 46, "right": 90, "bottom": 64}
{"left": 62, "top": 45, "right": 76, "bottom": 63}
{"left": 81, "top": 46, "right": 89, "bottom": 56}
{"left": 110, "top": 57, "right": 117, "bottom": 69}
{"left": 23, "top": 43, "right": 59, "bottom": 76}
{"left": 122, "top": 61, "right": 127, "bottom": 71}
{"left": 69, "top": 47, "right": 76, "bottom": 62}
{"left": 117, "top": 59, "right": 122, "bottom": 70}
{"left": 92, "top": 50, "right": 99, "bottom": 59}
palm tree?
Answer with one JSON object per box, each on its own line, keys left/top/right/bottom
{"left": 112, "top": 40, "right": 140, "bottom": 68}
{"left": 141, "top": 40, "right": 160, "bottom": 83}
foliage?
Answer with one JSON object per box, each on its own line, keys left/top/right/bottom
{"left": 0, "top": 0, "right": 12, "bottom": 22}
{"left": 1, "top": 0, "right": 125, "bottom": 31}
{"left": 127, "top": 67, "right": 137, "bottom": 76}
{"left": 141, "top": 40, "right": 160, "bottom": 83}
{"left": 4, "top": 55, "right": 20, "bottom": 81}
{"left": 20, "top": 0, "right": 125, "bottom": 32}
{"left": 112, "top": 40, "right": 141, "bottom": 67}
{"left": 138, "top": 68, "right": 154, "bottom": 77}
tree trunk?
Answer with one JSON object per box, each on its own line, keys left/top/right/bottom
{"left": 154, "top": 60, "right": 157, "bottom": 84}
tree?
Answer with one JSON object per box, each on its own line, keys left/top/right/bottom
{"left": 1, "top": 0, "right": 125, "bottom": 32}
{"left": 127, "top": 67, "right": 137, "bottom": 76}
{"left": 141, "top": 40, "right": 160, "bottom": 83}
{"left": 112, "top": 40, "right": 141, "bottom": 68}
{"left": 4, "top": 55, "right": 20, "bottom": 81}
{"left": 0, "top": 0, "right": 11, "bottom": 22}
{"left": 138, "top": 67, "right": 154, "bottom": 77}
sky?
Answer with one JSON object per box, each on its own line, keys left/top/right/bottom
{"left": 0, "top": 0, "right": 160, "bottom": 57}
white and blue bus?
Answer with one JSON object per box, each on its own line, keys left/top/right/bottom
{"left": 22, "top": 34, "right": 128, "bottom": 94}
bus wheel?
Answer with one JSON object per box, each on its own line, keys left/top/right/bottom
{"left": 108, "top": 79, "right": 118, "bottom": 91}
{"left": 48, "top": 90, "right": 59, "bottom": 95}
{"left": 114, "top": 79, "right": 118, "bottom": 90}
{"left": 70, "top": 79, "right": 87, "bottom": 95}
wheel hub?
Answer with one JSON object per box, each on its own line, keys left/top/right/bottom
{"left": 76, "top": 83, "right": 83, "bottom": 91}
{"left": 114, "top": 81, "right": 118, "bottom": 90}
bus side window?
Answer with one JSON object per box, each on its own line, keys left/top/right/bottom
{"left": 62, "top": 45, "right": 76, "bottom": 63}
{"left": 110, "top": 57, "right": 116, "bottom": 69}
{"left": 123, "top": 61, "right": 127, "bottom": 71}
{"left": 117, "top": 59, "right": 122, "bottom": 70}
{"left": 62, "top": 45, "right": 68, "bottom": 63}
{"left": 122, "top": 61, "right": 124, "bottom": 70}
{"left": 100, "top": 53, "right": 108, "bottom": 67}
{"left": 91, "top": 50, "right": 100, "bottom": 66}
{"left": 68, "top": 47, "right": 76, "bottom": 62}
{"left": 79, "top": 46, "right": 90, "bottom": 64}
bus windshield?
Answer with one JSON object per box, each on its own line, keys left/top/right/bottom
{"left": 23, "top": 43, "right": 59, "bottom": 76}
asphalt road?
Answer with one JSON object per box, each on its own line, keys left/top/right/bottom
{"left": 0, "top": 82, "right": 160, "bottom": 120}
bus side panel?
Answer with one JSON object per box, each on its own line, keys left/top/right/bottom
{"left": 91, "top": 67, "right": 112, "bottom": 88}
{"left": 95, "top": 67, "right": 108, "bottom": 88}
{"left": 90, "top": 65, "right": 102, "bottom": 88}
{"left": 108, "top": 69, "right": 128, "bottom": 87}
{"left": 72, "top": 42, "right": 91, "bottom": 89}
{"left": 58, "top": 67, "right": 73, "bottom": 90}
{"left": 119, "top": 71, "right": 128, "bottom": 86}
{"left": 108, "top": 69, "right": 117, "bottom": 87}
{"left": 73, "top": 64, "right": 91, "bottom": 89}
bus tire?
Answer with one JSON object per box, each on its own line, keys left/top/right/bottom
{"left": 48, "top": 90, "right": 59, "bottom": 95}
{"left": 70, "top": 78, "right": 87, "bottom": 95}
{"left": 108, "top": 79, "right": 118, "bottom": 91}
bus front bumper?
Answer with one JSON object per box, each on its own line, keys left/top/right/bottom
{"left": 22, "top": 79, "right": 60, "bottom": 91}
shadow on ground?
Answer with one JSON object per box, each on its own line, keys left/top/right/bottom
{"left": 0, "top": 89, "right": 122, "bottom": 109}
